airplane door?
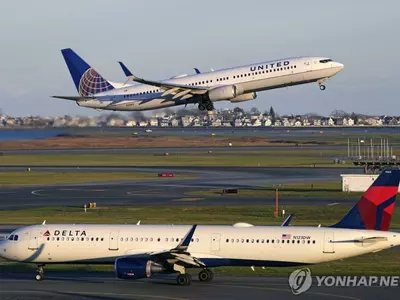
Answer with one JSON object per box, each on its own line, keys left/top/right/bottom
{"left": 211, "top": 233, "right": 221, "bottom": 252}
{"left": 109, "top": 231, "right": 119, "bottom": 250}
{"left": 323, "top": 232, "right": 335, "bottom": 253}
{"left": 28, "top": 231, "right": 39, "bottom": 250}
{"left": 304, "top": 60, "right": 312, "bottom": 72}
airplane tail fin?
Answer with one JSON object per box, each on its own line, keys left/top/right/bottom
{"left": 61, "top": 48, "right": 114, "bottom": 96}
{"left": 332, "top": 169, "right": 400, "bottom": 231}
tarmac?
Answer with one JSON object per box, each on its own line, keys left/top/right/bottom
{"left": 0, "top": 166, "right": 360, "bottom": 209}
{"left": 0, "top": 271, "right": 396, "bottom": 300}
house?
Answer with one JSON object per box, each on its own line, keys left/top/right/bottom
{"left": 264, "top": 119, "right": 272, "bottom": 127}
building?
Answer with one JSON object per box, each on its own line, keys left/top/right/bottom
{"left": 341, "top": 174, "right": 400, "bottom": 192}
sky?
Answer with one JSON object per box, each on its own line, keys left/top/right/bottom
{"left": 0, "top": 0, "right": 399, "bottom": 117}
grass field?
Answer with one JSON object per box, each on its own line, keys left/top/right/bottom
{"left": 186, "top": 181, "right": 364, "bottom": 199}
{"left": 0, "top": 171, "right": 189, "bottom": 186}
{"left": 0, "top": 150, "right": 349, "bottom": 167}
{"left": 1, "top": 205, "right": 399, "bottom": 227}
{"left": 1, "top": 206, "right": 399, "bottom": 276}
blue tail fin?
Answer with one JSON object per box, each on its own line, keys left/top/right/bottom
{"left": 332, "top": 169, "right": 400, "bottom": 231}
{"left": 61, "top": 48, "right": 114, "bottom": 96}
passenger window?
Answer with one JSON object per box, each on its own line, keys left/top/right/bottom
{"left": 71, "top": 237, "right": 74, "bottom": 241}
{"left": 226, "top": 239, "right": 229, "bottom": 243}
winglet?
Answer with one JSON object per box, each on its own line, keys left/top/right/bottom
{"left": 281, "top": 214, "right": 294, "bottom": 226}
{"left": 175, "top": 225, "right": 197, "bottom": 251}
{"left": 194, "top": 68, "right": 201, "bottom": 74}
{"left": 42, "top": 220, "right": 46, "bottom": 225}
{"left": 118, "top": 61, "right": 133, "bottom": 77}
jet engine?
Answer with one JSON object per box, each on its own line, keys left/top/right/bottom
{"left": 229, "top": 92, "right": 257, "bottom": 103}
{"left": 115, "top": 257, "right": 165, "bottom": 280}
{"left": 208, "top": 85, "right": 244, "bottom": 101}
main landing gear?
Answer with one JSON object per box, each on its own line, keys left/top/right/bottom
{"left": 319, "top": 84, "right": 326, "bottom": 91}
{"left": 198, "top": 101, "right": 214, "bottom": 111}
{"left": 198, "top": 269, "right": 214, "bottom": 282}
{"left": 35, "top": 264, "right": 45, "bottom": 281}
{"left": 176, "top": 273, "right": 192, "bottom": 286}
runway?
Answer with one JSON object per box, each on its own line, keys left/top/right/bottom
{"left": 0, "top": 271, "right": 394, "bottom": 300}
{"left": 0, "top": 167, "right": 359, "bottom": 209}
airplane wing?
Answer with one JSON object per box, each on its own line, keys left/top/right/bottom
{"left": 331, "top": 237, "right": 388, "bottom": 244}
{"left": 281, "top": 214, "right": 294, "bottom": 226}
{"left": 123, "top": 225, "right": 205, "bottom": 267}
{"left": 117, "top": 62, "right": 209, "bottom": 101}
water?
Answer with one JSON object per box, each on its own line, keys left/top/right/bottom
{"left": 0, "top": 129, "right": 66, "bottom": 141}
{"left": 0, "top": 127, "right": 400, "bottom": 141}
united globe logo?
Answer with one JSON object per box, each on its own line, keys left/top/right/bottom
{"left": 78, "top": 68, "right": 114, "bottom": 96}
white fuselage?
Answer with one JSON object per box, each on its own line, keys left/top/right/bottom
{"left": 78, "top": 57, "right": 343, "bottom": 111}
{"left": 1, "top": 224, "right": 398, "bottom": 267}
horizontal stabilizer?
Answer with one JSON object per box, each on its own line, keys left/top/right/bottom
{"left": 52, "top": 95, "right": 94, "bottom": 101}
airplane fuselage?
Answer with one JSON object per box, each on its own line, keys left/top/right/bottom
{"left": 77, "top": 57, "right": 343, "bottom": 111}
{"left": 1, "top": 224, "right": 398, "bottom": 267}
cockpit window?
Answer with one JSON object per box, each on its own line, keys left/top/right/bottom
{"left": 7, "top": 234, "right": 18, "bottom": 241}
{"left": 320, "top": 59, "right": 332, "bottom": 63}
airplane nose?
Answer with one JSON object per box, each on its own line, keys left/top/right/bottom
{"left": 334, "top": 62, "right": 344, "bottom": 71}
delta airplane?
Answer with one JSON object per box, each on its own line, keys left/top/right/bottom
{"left": 1, "top": 169, "right": 398, "bottom": 286}
{"left": 53, "top": 48, "right": 344, "bottom": 112}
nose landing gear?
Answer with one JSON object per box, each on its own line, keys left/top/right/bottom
{"left": 35, "top": 264, "right": 45, "bottom": 281}
{"left": 319, "top": 84, "right": 326, "bottom": 91}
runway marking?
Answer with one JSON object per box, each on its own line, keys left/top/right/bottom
{"left": 207, "top": 283, "right": 362, "bottom": 300}
{"left": 31, "top": 189, "right": 44, "bottom": 196}
{"left": 0, "top": 290, "right": 188, "bottom": 300}
{"left": 328, "top": 202, "right": 339, "bottom": 206}
{"left": 171, "top": 198, "right": 203, "bottom": 202}
{"left": 59, "top": 188, "right": 105, "bottom": 192}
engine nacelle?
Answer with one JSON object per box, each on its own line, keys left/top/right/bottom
{"left": 229, "top": 92, "right": 257, "bottom": 103}
{"left": 115, "top": 257, "right": 165, "bottom": 280}
{"left": 208, "top": 85, "right": 243, "bottom": 101}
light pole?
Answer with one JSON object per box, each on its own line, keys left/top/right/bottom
{"left": 272, "top": 184, "right": 282, "bottom": 217}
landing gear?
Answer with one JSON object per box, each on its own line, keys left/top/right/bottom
{"left": 198, "top": 269, "right": 214, "bottom": 282}
{"left": 319, "top": 84, "right": 326, "bottom": 91}
{"left": 176, "top": 273, "right": 192, "bottom": 286}
{"left": 35, "top": 264, "right": 45, "bottom": 281}
{"left": 198, "top": 101, "right": 214, "bottom": 111}
{"left": 205, "top": 101, "right": 214, "bottom": 111}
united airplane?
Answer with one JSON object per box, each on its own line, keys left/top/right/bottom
{"left": 54, "top": 48, "right": 344, "bottom": 112}
{"left": 1, "top": 170, "right": 399, "bottom": 286}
